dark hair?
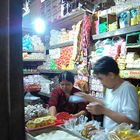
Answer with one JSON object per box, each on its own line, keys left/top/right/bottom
{"left": 59, "top": 71, "right": 74, "bottom": 84}
{"left": 93, "top": 56, "right": 119, "bottom": 75}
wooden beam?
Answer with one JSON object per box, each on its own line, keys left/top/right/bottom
{"left": 0, "top": 0, "right": 25, "bottom": 140}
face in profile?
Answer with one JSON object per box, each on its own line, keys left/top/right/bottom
{"left": 60, "top": 80, "right": 73, "bottom": 94}
{"left": 96, "top": 73, "right": 115, "bottom": 89}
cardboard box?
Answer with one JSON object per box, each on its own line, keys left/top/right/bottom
{"left": 26, "top": 126, "right": 87, "bottom": 140}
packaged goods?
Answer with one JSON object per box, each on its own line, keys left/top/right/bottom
{"left": 119, "top": 11, "right": 130, "bottom": 28}
{"left": 35, "top": 130, "right": 81, "bottom": 140}
{"left": 26, "top": 116, "right": 56, "bottom": 129}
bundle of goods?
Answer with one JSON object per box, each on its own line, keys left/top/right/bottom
{"left": 24, "top": 83, "right": 41, "bottom": 92}
{"left": 22, "top": 35, "right": 45, "bottom": 52}
{"left": 24, "top": 75, "right": 52, "bottom": 93}
{"left": 22, "top": 35, "right": 32, "bottom": 51}
{"left": 26, "top": 115, "right": 57, "bottom": 129}
{"left": 49, "top": 28, "right": 75, "bottom": 46}
{"left": 24, "top": 75, "right": 41, "bottom": 92}
{"left": 81, "top": 124, "right": 98, "bottom": 139}
{"left": 108, "top": 123, "right": 140, "bottom": 140}
{"left": 119, "top": 11, "right": 130, "bottom": 28}
{"left": 56, "top": 46, "right": 74, "bottom": 70}
{"left": 126, "top": 52, "right": 140, "bottom": 69}
{"left": 95, "top": 37, "right": 124, "bottom": 60}
{"left": 63, "top": 115, "right": 103, "bottom": 139}
{"left": 31, "top": 35, "right": 45, "bottom": 52}
{"left": 49, "top": 30, "right": 62, "bottom": 46}
{"left": 25, "top": 104, "right": 48, "bottom": 122}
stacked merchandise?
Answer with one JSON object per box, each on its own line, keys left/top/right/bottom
{"left": 41, "top": 0, "right": 61, "bottom": 23}
{"left": 22, "top": 35, "right": 45, "bottom": 61}
{"left": 25, "top": 104, "right": 48, "bottom": 122}
{"left": 22, "top": 35, "right": 45, "bottom": 52}
{"left": 56, "top": 46, "right": 74, "bottom": 70}
{"left": 49, "top": 26, "right": 76, "bottom": 46}
{"left": 72, "top": 14, "right": 92, "bottom": 93}
{"left": 62, "top": 116, "right": 140, "bottom": 140}
{"left": 38, "top": 45, "right": 75, "bottom": 71}
{"left": 126, "top": 52, "right": 140, "bottom": 69}
{"left": 23, "top": 75, "right": 52, "bottom": 94}
{"left": 92, "top": 0, "right": 140, "bottom": 36}
{"left": 61, "top": 0, "right": 79, "bottom": 17}
{"left": 108, "top": 123, "right": 140, "bottom": 140}
{"left": 89, "top": 35, "right": 140, "bottom": 92}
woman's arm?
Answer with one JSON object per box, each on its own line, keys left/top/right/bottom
{"left": 75, "top": 92, "right": 104, "bottom": 105}
{"left": 72, "top": 110, "right": 87, "bottom": 118}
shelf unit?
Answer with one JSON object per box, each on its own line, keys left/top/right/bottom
{"left": 92, "top": 24, "right": 140, "bottom": 40}
{"left": 42, "top": 10, "right": 84, "bottom": 73}
{"left": 92, "top": 24, "right": 140, "bottom": 80}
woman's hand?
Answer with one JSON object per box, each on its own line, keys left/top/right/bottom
{"left": 74, "top": 92, "right": 96, "bottom": 103}
{"left": 71, "top": 110, "right": 87, "bottom": 118}
{"left": 86, "top": 102, "right": 105, "bottom": 115}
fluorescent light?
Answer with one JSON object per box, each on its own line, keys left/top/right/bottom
{"left": 34, "top": 18, "right": 46, "bottom": 34}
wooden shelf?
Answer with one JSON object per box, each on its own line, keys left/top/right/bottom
{"left": 92, "top": 24, "right": 140, "bottom": 40}
{"left": 48, "top": 41, "right": 73, "bottom": 50}
{"left": 23, "top": 50, "right": 45, "bottom": 53}
{"left": 126, "top": 44, "right": 140, "bottom": 49}
{"left": 23, "top": 71, "right": 39, "bottom": 75}
{"left": 23, "top": 59, "right": 45, "bottom": 62}
{"left": 50, "top": 9, "right": 84, "bottom": 29}
{"left": 39, "top": 69, "right": 77, "bottom": 74}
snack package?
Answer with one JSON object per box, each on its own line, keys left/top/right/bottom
{"left": 108, "top": 123, "right": 140, "bottom": 140}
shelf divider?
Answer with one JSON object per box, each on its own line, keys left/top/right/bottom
{"left": 92, "top": 24, "right": 140, "bottom": 40}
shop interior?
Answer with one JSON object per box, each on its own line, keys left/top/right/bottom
{"left": 1, "top": 0, "right": 140, "bottom": 140}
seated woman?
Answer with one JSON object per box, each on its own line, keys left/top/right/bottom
{"left": 48, "top": 71, "right": 88, "bottom": 117}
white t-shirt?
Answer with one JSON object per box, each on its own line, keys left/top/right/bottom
{"left": 103, "top": 81, "right": 139, "bottom": 131}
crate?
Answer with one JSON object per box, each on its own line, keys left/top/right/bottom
{"left": 99, "top": 15, "right": 107, "bottom": 33}
{"left": 108, "top": 13, "right": 118, "bottom": 32}
{"left": 126, "top": 32, "right": 140, "bottom": 46}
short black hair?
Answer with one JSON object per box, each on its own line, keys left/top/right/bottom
{"left": 93, "top": 56, "right": 119, "bottom": 75}
{"left": 59, "top": 71, "right": 74, "bottom": 84}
